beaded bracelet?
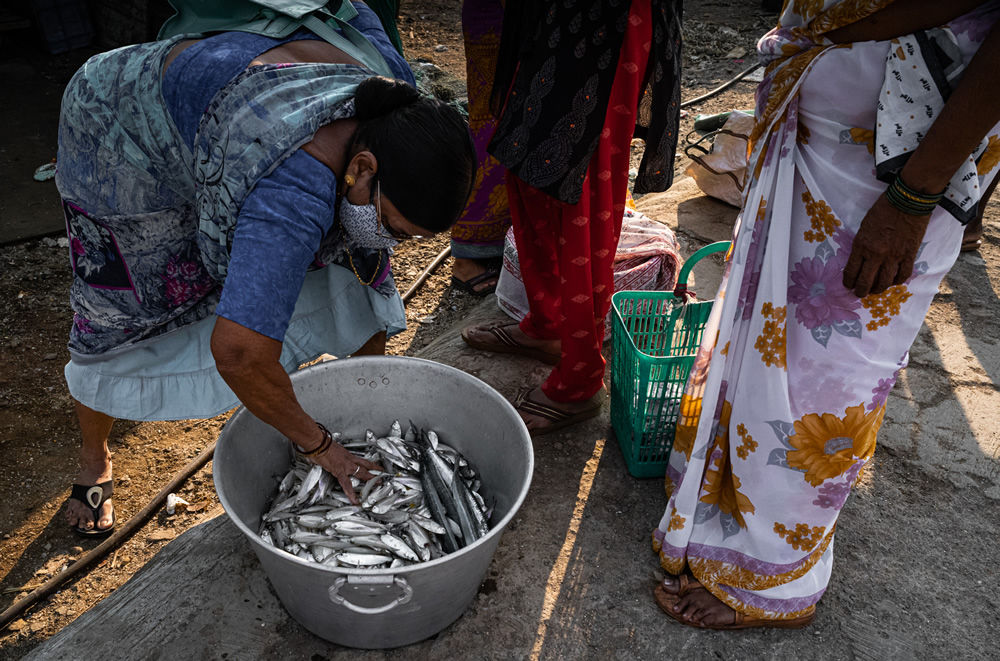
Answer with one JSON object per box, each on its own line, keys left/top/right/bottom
{"left": 295, "top": 422, "right": 333, "bottom": 458}
{"left": 885, "top": 175, "right": 945, "bottom": 216}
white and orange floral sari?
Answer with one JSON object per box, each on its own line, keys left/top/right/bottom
{"left": 653, "top": 0, "right": 1000, "bottom": 620}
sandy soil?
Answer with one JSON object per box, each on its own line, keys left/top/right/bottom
{"left": 0, "top": 1, "right": 833, "bottom": 657}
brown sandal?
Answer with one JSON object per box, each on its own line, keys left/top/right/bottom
{"left": 962, "top": 218, "right": 983, "bottom": 252}
{"left": 460, "top": 324, "right": 561, "bottom": 365}
{"left": 654, "top": 585, "right": 816, "bottom": 630}
{"left": 961, "top": 237, "right": 983, "bottom": 252}
{"left": 662, "top": 571, "right": 706, "bottom": 597}
{"left": 513, "top": 389, "right": 605, "bottom": 438}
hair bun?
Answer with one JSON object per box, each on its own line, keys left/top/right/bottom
{"left": 354, "top": 77, "right": 422, "bottom": 120}
{"left": 352, "top": 76, "right": 477, "bottom": 234}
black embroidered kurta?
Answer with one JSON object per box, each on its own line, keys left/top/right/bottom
{"left": 488, "top": 0, "right": 683, "bottom": 204}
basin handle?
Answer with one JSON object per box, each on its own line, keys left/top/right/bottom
{"left": 328, "top": 575, "right": 413, "bottom": 614}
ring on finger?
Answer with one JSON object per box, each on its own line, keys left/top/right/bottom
{"left": 352, "top": 466, "right": 360, "bottom": 476}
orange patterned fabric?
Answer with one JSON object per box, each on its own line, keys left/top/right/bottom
{"left": 450, "top": 0, "right": 510, "bottom": 259}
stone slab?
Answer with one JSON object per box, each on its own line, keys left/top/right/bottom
{"left": 634, "top": 175, "right": 739, "bottom": 246}
{"left": 24, "top": 214, "right": 1000, "bottom": 660}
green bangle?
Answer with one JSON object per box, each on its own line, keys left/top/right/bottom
{"left": 885, "top": 175, "right": 944, "bottom": 216}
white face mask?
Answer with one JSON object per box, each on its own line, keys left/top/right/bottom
{"left": 338, "top": 187, "right": 398, "bottom": 250}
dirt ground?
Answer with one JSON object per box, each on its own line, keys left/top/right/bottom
{"left": 0, "top": 1, "right": 866, "bottom": 657}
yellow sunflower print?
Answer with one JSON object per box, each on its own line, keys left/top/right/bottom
{"left": 787, "top": 403, "right": 885, "bottom": 486}
{"left": 699, "top": 401, "right": 755, "bottom": 529}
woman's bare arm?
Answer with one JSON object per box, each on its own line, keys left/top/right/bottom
{"left": 824, "top": 0, "right": 989, "bottom": 44}
{"left": 211, "top": 317, "right": 380, "bottom": 503}
{"left": 843, "top": 13, "right": 1000, "bottom": 297}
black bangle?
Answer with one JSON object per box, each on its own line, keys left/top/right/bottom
{"left": 295, "top": 422, "right": 333, "bottom": 458}
{"left": 885, "top": 175, "right": 944, "bottom": 216}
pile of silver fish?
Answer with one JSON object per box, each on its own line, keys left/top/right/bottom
{"left": 258, "top": 420, "right": 491, "bottom": 568}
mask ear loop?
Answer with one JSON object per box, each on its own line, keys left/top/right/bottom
{"left": 372, "top": 177, "right": 391, "bottom": 241}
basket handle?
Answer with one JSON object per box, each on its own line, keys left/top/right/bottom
{"left": 328, "top": 575, "right": 413, "bottom": 614}
{"left": 673, "top": 241, "right": 731, "bottom": 300}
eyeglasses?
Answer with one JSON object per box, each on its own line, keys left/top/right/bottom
{"left": 374, "top": 180, "right": 427, "bottom": 241}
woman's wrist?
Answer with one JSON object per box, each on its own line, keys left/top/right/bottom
{"left": 897, "top": 167, "right": 952, "bottom": 196}
{"left": 885, "top": 174, "right": 944, "bottom": 216}
{"left": 294, "top": 422, "right": 333, "bottom": 457}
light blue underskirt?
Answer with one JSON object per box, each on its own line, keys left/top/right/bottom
{"left": 65, "top": 265, "right": 406, "bottom": 422}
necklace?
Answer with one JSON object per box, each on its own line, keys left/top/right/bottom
{"left": 341, "top": 220, "right": 382, "bottom": 286}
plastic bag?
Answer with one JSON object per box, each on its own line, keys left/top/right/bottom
{"left": 495, "top": 208, "right": 680, "bottom": 340}
{"left": 683, "top": 110, "right": 754, "bottom": 207}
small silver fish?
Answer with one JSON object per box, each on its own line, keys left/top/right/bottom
{"left": 323, "top": 506, "right": 362, "bottom": 521}
{"left": 381, "top": 533, "right": 419, "bottom": 562}
{"left": 331, "top": 521, "right": 385, "bottom": 536}
{"left": 295, "top": 464, "right": 324, "bottom": 505}
{"left": 290, "top": 531, "right": 331, "bottom": 544}
{"left": 260, "top": 419, "right": 491, "bottom": 567}
{"left": 295, "top": 515, "right": 328, "bottom": 529}
{"left": 363, "top": 483, "right": 394, "bottom": 509}
{"left": 371, "top": 509, "right": 410, "bottom": 524}
{"left": 337, "top": 553, "right": 392, "bottom": 567}
{"left": 409, "top": 512, "right": 446, "bottom": 535}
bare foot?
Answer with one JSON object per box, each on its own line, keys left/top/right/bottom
{"left": 516, "top": 385, "right": 606, "bottom": 435}
{"left": 664, "top": 578, "right": 737, "bottom": 627}
{"left": 66, "top": 452, "right": 114, "bottom": 533}
{"left": 452, "top": 258, "right": 499, "bottom": 294}
{"left": 463, "top": 322, "right": 560, "bottom": 357}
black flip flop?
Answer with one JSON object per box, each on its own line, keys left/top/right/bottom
{"left": 451, "top": 266, "right": 500, "bottom": 297}
{"left": 69, "top": 481, "right": 116, "bottom": 538}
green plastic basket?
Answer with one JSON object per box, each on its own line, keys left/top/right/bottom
{"left": 610, "top": 241, "right": 731, "bottom": 478}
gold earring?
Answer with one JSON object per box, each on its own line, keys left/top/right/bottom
{"left": 344, "top": 174, "right": 356, "bottom": 187}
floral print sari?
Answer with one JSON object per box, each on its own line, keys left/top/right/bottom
{"left": 653, "top": 0, "right": 1000, "bottom": 620}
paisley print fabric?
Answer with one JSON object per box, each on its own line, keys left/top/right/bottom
{"left": 488, "top": 0, "right": 682, "bottom": 205}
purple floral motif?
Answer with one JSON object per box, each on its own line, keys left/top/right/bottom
{"left": 788, "top": 255, "right": 861, "bottom": 330}
{"left": 869, "top": 358, "right": 904, "bottom": 411}
{"left": 161, "top": 254, "right": 214, "bottom": 308}
{"left": 179, "top": 261, "right": 201, "bottom": 279}
{"left": 737, "top": 214, "right": 767, "bottom": 320}
{"left": 70, "top": 237, "right": 85, "bottom": 257}
{"left": 868, "top": 376, "right": 895, "bottom": 411}
{"left": 812, "top": 482, "right": 849, "bottom": 509}
{"left": 813, "top": 462, "right": 863, "bottom": 510}
{"left": 738, "top": 269, "right": 762, "bottom": 321}
{"left": 762, "top": 129, "right": 781, "bottom": 169}
{"left": 832, "top": 226, "right": 855, "bottom": 257}
{"left": 164, "top": 278, "right": 193, "bottom": 307}
{"left": 754, "top": 77, "right": 773, "bottom": 121}
{"left": 951, "top": 4, "right": 1000, "bottom": 42}
{"left": 73, "top": 314, "right": 95, "bottom": 335}
{"left": 757, "top": 26, "right": 818, "bottom": 62}
{"left": 790, "top": 357, "right": 857, "bottom": 413}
